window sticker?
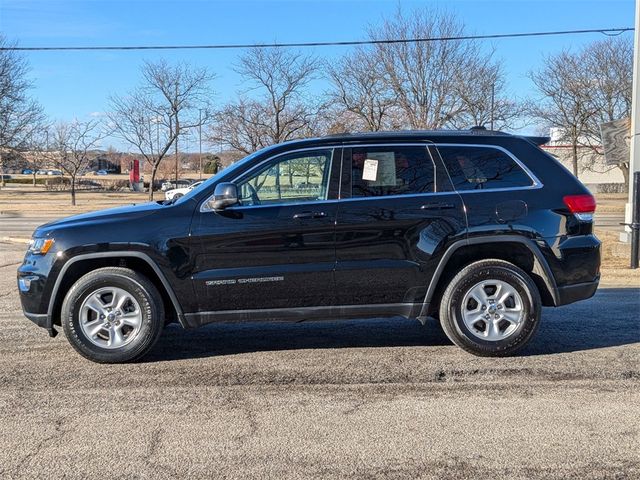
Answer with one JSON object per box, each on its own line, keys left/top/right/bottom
{"left": 362, "top": 159, "right": 379, "bottom": 181}
{"left": 367, "top": 152, "right": 396, "bottom": 186}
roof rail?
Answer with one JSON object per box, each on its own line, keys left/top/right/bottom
{"left": 468, "top": 126, "right": 509, "bottom": 136}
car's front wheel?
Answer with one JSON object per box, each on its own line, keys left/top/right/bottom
{"left": 439, "top": 259, "right": 541, "bottom": 357}
{"left": 61, "top": 267, "right": 165, "bottom": 363}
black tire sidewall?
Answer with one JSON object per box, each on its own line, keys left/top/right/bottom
{"left": 444, "top": 264, "right": 541, "bottom": 356}
{"left": 62, "top": 270, "right": 162, "bottom": 362}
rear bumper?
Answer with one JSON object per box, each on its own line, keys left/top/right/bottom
{"left": 556, "top": 276, "right": 599, "bottom": 306}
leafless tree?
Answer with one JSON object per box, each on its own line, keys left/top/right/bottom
{"left": 210, "top": 99, "right": 270, "bottom": 154}
{"left": 109, "top": 60, "right": 214, "bottom": 199}
{"left": 326, "top": 47, "right": 395, "bottom": 131}
{"left": 0, "top": 35, "right": 44, "bottom": 187}
{"left": 531, "top": 37, "right": 632, "bottom": 182}
{"left": 210, "top": 48, "right": 321, "bottom": 153}
{"left": 529, "top": 51, "right": 596, "bottom": 176}
{"left": 369, "top": 8, "right": 512, "bottom": 130}
{"left": 109, "top": 93, "right": 176, "bottom": 199}
{"left": 448, "top": 61, "right": 526, "bottom": 131}
{"left": 51, "top": 119, "right": 106, "bottom": 205}
{"left": 25, "top": 125, "right": 54, "bottom": 186}
{"left": 581, "top": 37, "right": 633, "bottom": 184}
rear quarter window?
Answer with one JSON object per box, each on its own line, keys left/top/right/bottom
{"left": 438, "top": 145, "right": 534, "bottom": 191}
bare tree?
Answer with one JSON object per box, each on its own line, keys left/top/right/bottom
{"left": 582, "top": 37, "right": 633, "bottom": 184}
{"left": 25, "top": 125, "right": 53, "bottom": 186}
{"left": 109, "top": 60, "right": 214, "bottom": 199}
{"left": 51, "top": 120, "right": 105, "bottom": 205}
{"left": 0, "top": 35, "right": 44, "bottom": 187}
{"left": 448, "top": 61, "right": 525, "bottom": 131}
{"left": 326, "top": 47, "right": 395, "bottom": 131}
{"left": 109, "top": 93, "right": 177, "bottom": 199}
{"left": 210, "top": 99, "right": 270, "bottom": 154}
{"left": 210, "top": 48, "right": 320, "bottom": 153}
{"left": 369, "top": 8, "right": 508, "bottom": 130}
{"left": 529, "top": 51, "right": 596, "bottom": 176}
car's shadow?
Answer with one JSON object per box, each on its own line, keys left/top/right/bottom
{"left": 144, "top": 288, "right": 640, "bottom": 362}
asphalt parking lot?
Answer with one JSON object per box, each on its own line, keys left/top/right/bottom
{"left": 0, "top": 240, "right": 638, "bottom": 479}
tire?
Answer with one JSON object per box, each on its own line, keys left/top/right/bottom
{"left": 438, "top": 259, "right": 541, "bottom": 357}
{"left": 173, "top": 193, "right": 183, "bottom": 200}
{"left": 61, "top": 267, "right": 165, "bottom": 363}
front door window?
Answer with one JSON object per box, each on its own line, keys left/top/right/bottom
{"left": 237, "top": 149, "right": 333, "bottom": 206}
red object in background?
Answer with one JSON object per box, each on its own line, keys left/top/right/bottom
{"left": 129, "top": 159, "right": 140, "bottom": 184}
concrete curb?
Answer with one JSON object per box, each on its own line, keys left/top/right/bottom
{"left": 0, "top": 236, "right": 30, "bottom": 245}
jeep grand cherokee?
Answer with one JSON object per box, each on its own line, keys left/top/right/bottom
{"left": 18, "top": 129, "right": 600, "bottom": 363}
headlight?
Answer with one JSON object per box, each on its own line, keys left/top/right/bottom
{"left": 28, "top": 238, "right": 55, "bottom": 255}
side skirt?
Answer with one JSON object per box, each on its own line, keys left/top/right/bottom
{"left": 183, "top": 303, "right": 424, "bottom": 328}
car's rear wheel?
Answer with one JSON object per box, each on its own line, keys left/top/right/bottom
{"left": 173, "top": 193, "right": 183, "bottom": 200}
{"left": 439, "top": 259, "right": 541, "bottom": 357}
{"left": 61, "top": 267, "right": 164, "bottom": 363}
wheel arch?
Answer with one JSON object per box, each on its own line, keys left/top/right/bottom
{"left": 47, "top": 252, "right": 186, "bottom": 330}
{"left": 419, "top": 235, "right": 559, "bottom": 320}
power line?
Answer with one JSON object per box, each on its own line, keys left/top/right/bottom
{"left": 0, "top": 27, "right": 633, "bottom": 52}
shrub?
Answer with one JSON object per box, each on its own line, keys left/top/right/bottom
{"left": 589, "top": 183, "right": 628, "bottom": 194}
{"left": 4, "top": 177, "right": 48, "bottom": 185}
{"left": 45, "top": 177, "right": 130, "bottom": 192}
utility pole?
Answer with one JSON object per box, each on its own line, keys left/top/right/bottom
{"left": 175, "top": 83, "right": 179, "bottom": 184}
{"left": 174, "top": 125, "right": 179, "bottom": 184}
{"left": 624, "top": 0, "right": 640, "bottom": 268}
{"left": 199, "top": 109, "right": 203, "bottom": 180}
{"left": 0, "top": 131, "right": 4, "bottom": 188}
{"left": 490, "top": 83, "right": 495, "bottom": 131}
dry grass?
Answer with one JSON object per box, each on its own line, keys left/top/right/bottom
{"left": 595, "top": 229, "right": 640, "bottom": 286}
{"left": 594, "top": 193, "right": 627, "bottom": 214}
{"left": 0, "top": 187, "right": 149, "bottom": 216}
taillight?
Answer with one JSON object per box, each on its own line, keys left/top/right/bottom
{"left": 563, "top": 194, "right": 596, "bottom": 221}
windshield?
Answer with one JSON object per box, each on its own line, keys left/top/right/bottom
{"left": 172, "top": 148, "right": 272, "bottom": 205}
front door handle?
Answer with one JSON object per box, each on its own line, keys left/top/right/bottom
{"left": 421, "top": 203, "right": 455, "bottom": 210}
{"left": 293, "top": 211, "right": 327, "bottom": 220}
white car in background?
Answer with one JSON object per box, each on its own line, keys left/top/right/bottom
{"left": 164, "top": 180, "right": 204, "bottom": 201}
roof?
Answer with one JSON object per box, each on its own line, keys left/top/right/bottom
{"left": 275, "top": 128, "right": 550, "bottom": 149}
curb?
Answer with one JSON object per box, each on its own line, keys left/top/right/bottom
{"left": 0, "top": 236, "right": 30, "bottom": 245}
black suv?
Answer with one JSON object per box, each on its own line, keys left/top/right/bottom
{"left": 18, "top": 130, "right": 600, "bottom": 363}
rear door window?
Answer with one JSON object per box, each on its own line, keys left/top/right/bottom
{"left": 438, "top": 145, "right": 534, "bottom": 191}
{"left": 351, "top": 146, "right": 434, "bottom": 198}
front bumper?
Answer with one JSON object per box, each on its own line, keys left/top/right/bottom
{"left": 18, "top": 250, "right": 59, "bottom": 338}
{"left": 23, "top": 311, "right": 58, "bottom": 337}
{"left": 556, "top": 276, "right": 600, "bottom": 306}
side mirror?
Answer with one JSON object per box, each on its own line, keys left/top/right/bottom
{"left": 209, "top": 182, "right": 239, "bottom": 210}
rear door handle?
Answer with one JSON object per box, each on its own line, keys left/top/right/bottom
{"left": 421, "top": 203, "right": 455, "bottom": 210}
{"left": 293, "top": 211, "right": 327, "bottom": 220}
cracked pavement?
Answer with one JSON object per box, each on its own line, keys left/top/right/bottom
{"left": 0, "top": 241, "right": 639, "bottom": 479}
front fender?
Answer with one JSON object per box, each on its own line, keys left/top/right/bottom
{"left": 46, "top": 251, "right": 187, "bottom": 331}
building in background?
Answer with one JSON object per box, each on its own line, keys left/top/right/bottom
{"left": 540, "top": 128, "right": 626, "bottom": 193}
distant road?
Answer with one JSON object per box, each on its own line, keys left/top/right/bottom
{"left": 594, "top": 212, "right": 626, "bottom": 232}
{"left": 0, "top": 213, "right": 54, "bottom": 238}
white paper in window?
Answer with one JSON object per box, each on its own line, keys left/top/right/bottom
{"left": 367, "top": 152, "right": 396, "bottom": 186}
{"left": 362, "top": 159, "right": 379, "bottom": 181}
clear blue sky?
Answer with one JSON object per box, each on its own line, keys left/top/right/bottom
{"left": 0, "top": 0, "right": 635, "bottom": 149}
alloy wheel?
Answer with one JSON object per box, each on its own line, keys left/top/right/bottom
{"left": 460, "top": 280, "right": 524, "bottom": 341}
{"left": 79, "top": 286, "right": 143, "bottom": 349}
